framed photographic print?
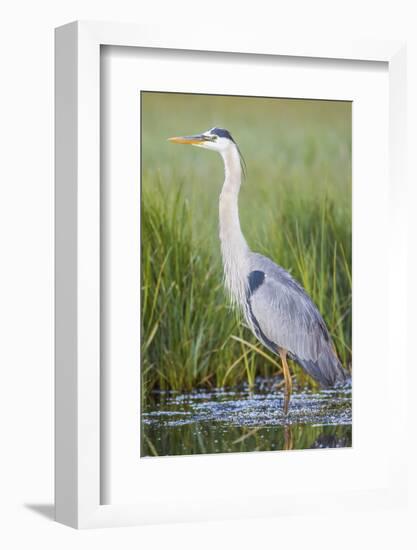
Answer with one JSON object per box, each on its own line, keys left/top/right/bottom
{"left": 55, "top": 21, "right": 407, "bottom": 528}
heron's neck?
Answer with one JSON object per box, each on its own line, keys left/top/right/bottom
{"left": 219, "top": 146, "right": 250, "bottom": 305}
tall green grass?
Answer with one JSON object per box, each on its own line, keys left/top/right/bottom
{"left": 141, "top": 93, "right": 351, "bottom": 403}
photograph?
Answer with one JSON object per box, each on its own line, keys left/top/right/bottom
{"left": 1, "top": 2, "right": 410, "bottom": 542}
{"left": 140, "top": 91, "right": 352, "bottom": 457}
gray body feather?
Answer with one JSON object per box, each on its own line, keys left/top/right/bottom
{"left": 244, "top": 253, "right": 346, "bottom": 387}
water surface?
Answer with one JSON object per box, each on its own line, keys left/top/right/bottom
{"left": 141, "top": 383, "right": 352, "bottom": 456}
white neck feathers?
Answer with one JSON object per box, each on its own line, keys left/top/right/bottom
{"left": 219, "top": 146, "right": 250, "bottom": 307}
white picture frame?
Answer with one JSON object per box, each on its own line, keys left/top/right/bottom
{"left": 55, "top": 21, "right": 407, "bottom": 529}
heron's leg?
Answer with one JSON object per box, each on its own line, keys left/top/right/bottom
{"left": 279, "top": 348, "right": 292, "bottom": 415}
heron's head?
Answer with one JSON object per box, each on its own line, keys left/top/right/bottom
{"left": 168, "top": 127, "right": 236, "bottom": 153}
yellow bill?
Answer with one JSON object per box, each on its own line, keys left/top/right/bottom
{"left": 168, "top": 134, "right": 205, "bottom": 145}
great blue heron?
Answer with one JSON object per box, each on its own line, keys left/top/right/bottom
{"left": 169, "top": 127, "right": 347, "bottom": 414}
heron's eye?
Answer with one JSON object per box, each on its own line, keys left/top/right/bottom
{"left": 204, "top": 135, "right": 217, "bottom": 142}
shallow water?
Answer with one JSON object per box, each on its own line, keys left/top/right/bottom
{"left": 141, "top": 383, "right": 352, "bottom": 456}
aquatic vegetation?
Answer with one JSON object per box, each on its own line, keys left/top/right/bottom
{"left": 142, "top": 384, "right": 352, "bottom": 456}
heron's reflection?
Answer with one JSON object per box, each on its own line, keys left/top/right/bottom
{"left": 283, "top": 424, "right": 293, "bottom": 451}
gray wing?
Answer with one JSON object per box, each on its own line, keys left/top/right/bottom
{"left": 246, "top": 253, "right": 346, "bottom": 387}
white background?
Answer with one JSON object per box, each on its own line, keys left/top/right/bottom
{"left": 1, "top": 1, "right": 416, "bottom": 549}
